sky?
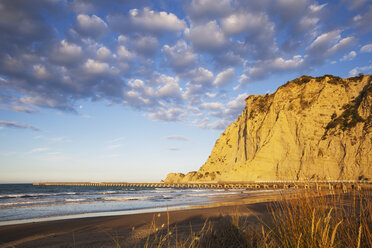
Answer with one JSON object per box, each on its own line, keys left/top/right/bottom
{"left": 0, "top": 0, "right": 372, "bottom": 183}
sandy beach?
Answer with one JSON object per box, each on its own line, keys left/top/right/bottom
{"left": 0, "top": 191, "right": 285, "bottom": 248}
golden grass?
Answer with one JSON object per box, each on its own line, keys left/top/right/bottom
{"left": 112, "top": 189, "right": 371, "bottom": 247}
{"left": 262, "top": 190, "right": 372, "bottom": 248}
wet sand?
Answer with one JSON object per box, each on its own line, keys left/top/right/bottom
{"left": 0, "top": 190, "right": 288, "bottom": 248}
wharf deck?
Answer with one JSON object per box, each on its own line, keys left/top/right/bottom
{"left": 33, "top": 181, "right": 371, "bottom": 192}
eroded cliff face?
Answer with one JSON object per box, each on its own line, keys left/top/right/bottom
{"left": 165, "top": 75, "right": 372, "bottom": 182}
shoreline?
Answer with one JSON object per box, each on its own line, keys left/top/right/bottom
{"left": 0, "top": 188, "right": 282, "bottom": 227}
{"left": 0, "top": 189, "right": 288, "bottom": 247}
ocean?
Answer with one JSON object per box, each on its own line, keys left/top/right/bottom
{"left": 0, "top": 184, "right": 243, "bottom": 226}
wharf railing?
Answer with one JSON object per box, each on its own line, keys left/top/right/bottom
{"left": 33, "top": 180, "right": 372, "bottom": 193}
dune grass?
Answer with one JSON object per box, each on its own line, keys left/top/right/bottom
{"left": 113, "top": 189, "right": 371, "bottom": 247}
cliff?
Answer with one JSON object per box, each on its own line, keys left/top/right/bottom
{"left": 165, "top": 75, "right": 372, "bottom": 182}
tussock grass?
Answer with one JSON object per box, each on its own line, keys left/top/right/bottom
{"left": 113, "top": 190, "right": 371, "bottom": 247}
{"left": 263, "top": 190, "right": 371, "bottom": 248}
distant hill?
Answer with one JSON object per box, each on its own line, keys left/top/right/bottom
{"left": 165, "top": 74, "right": 372, "bottom": 182}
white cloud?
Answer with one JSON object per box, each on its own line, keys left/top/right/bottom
{"left": 155, "top": 75, "right": 182, "bottom": 100}
{"left": 76, "top": 14, "right": 108, "bottom": 38}
{"left": 19, "top": 95, "right": 73, "bottom": 111}
{"left": 340, "top": 51, "right": 356, "bottom": 61}
{"left": 165, "top": 136, "right": 189, "bottom": 141}
{"left": 129, "top": 8, "right": 186, "bottom": 33}
{"left": 213, "top": 67, "right": 234, "bottom": 86}
{"left": 347, "top": 0, "right": 369, "bottom": 10}
{"left": 187, "top": 67, "right": 214, "bottom": 84}
{"left": 134, "top": 36, "right": 159, "bottom": 56}
{"left": 133, "top": 36, "right": 159, "bottom": 56}
{"left": 182, "top": 67, "right": 214, "bottom": 102}
{"left": 118, "top": 35, "right": 128, "bottom": 44}
{"left": 227, "top": 93, "right": 248, "bottom": 110}
{"left": 349, "top": 65, "right": 372, "bottom": 76}
{"left": 33, "top": 64, "right": 51, "bottom": 80}
{"left": 84, "top": 59, "right": 109, "bottom": 74}
{"left": 148, "top": 107, "right": 185, "bottom": 121}
{"left": 200, "top": 102, "right": 224, "bottom": 111}
{"left": 0, "top": 120, "right": 40, "bottom": 131}
{"left": 117, "top": 45, "right": 134, "bottom": 60}
{"left": 327, "top": 37, "right": 356, "bottom": 55}
{"left": 106, "top": 144, "right": 121, "bottom": 150}
{"left": 309, "top": 3, "right": 327, "bottom": 13}
{"left": 187, "top": 0, "right": 231, "bottom": 19}
{"left": 162, "top": 40, "right": 197, "bottom": 71}
{"left": 306, "top": 30, "right": 356, "bottom": 59}
{"left": 53, "top": 40, "right": 83, "bottom": 64}
{"left": 361, "top": 44, "right": 372, "bottom": 53}
{"left": 186, "top": 21, "right": 227, "bottom": 52}
{"left": 205, "top": 92, "right": 217, "bottom": 98}
{"left": 222, "top": 11, "right": 273, "bottom": 36}
{"left": 297, "top": 16, "right": 319, "bottom": 33}
{"left": 27, "top": 147, "right": 48, "bottom": 154}
{"left": 195, "top": 118, "right": 231, "bottom": 130}
{"left": 307, "top": 30, "right": 341, "bottom": 55}
{"left": 11, "top": 106, "right": 36, "bottom": 113}
{"left": 243, "top": 55, "right": 304, "bottom": 82}
{"left": 96, "top": 46, "right": 112, "bottom": 60}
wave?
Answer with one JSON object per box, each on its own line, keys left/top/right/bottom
{"left": 0, "top": 190, "right": 128, "bottom": 200}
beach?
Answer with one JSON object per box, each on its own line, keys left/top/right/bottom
{"left": 1, "top": 188, "right": 371, "bottom": 247}
{"left": 0, "top": 189, "right": 286, "bottom": 247}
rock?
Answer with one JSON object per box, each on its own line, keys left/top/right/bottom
{"left": 164, "top": 75, "right": 372, "bottom": 182}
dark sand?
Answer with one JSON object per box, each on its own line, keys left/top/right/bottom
{"left": 0, "top": 191, "right": 287, "bottom": 248}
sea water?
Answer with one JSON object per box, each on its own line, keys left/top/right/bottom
{"left": 0, "top": 184, "right": 242, "bottom": 225}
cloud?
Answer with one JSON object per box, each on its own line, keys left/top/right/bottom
{"left": 162, "top": 40, "right": 197, "bottom": 72}
{"left": 361, "top": 44, "right": 372, "bottom": 53}
{"left": 200, "top": 102, "right": 224, "bottom": 111}
{"left": 75, "top": 14, "right": 108, "bottom": 38}
{"left": 106, "top": 144, "right": 122, "bottom": 150}
{"left": 213, "top": 68, "right": 235, "bottom": 87}
{"left": 117, "top": 45, "right": 135, "bottom": 60}
{"left": 148, "top": 107, "right": 185, "bottom": 122}
{"left": 352, "top": 5, "right": 372, "bottom": 32}
{"left": 168, "top": 147, "right": 179, "bottom": 151}
{"left": 108, "top": 8, "right": 186, "bottom": 35}
{"left": 186, "top": 21, "right": 227, "bottom": 52}
{"left": 0, "top": 0, "right": 370, "bottom": 132}
{"left": 108, "top": 136, "right": 125, "bottom": 143}
{"left": 239, "top": 55, "right": 304, "bottom": 84}
{"left": 195, "top": 117, "right": 231, "bottom": 130}
{"left": 182, "top": 67, "right": 214, "bottom": 104}
{"left": 305, "top": 30, "right": 356, "bottom": 64}
{"left": 349, "top": 64, "right": 372, "bottom": 76}
{"left": 96, "top": 46, "right": 112, "bottom": 60}
{"left": 84, "top": 59, "right": 110, "bottom": 74}
{"left": 0, "top": 120, "right": 39, "bottom": 131}
{"left": 187, "top": 0, "right": 232, "bottom": 20}
{"left": 52, "top": 40, "right": 83, "bottom": 64}
{"left": 340, "top": 51, "right": 356, "bottom": 61}
{"left": 11, "top": 106, "right": 36, "bottom": 113}
{"left": 165, "top": 136, "right": 189, "bottom": 141}
{"left": 185, "top": 67, "right": 214, "bottom": 85}
{"left": 154, "top": 74, "right": 183, "bottom": 101}
{"left": 222, "top": 11, "right": 273, "bottom": 36}
{"left": 33, "top": 64, "right": 52, "bottom": 80}
{"left": 130, "top": 8, "right": 186, "bottom": 32}
{"left": 27, "top": 147, "right": 48, "bottom": 154}
{"left": 346, "top": 0, "right": 369, "bottom": 10}
{"left": 133, "top": 35, "right": 159, "bottom": 56}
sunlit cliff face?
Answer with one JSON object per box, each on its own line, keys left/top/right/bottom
{"left": 165, "top": 75, "right": 372, "bottom": 182}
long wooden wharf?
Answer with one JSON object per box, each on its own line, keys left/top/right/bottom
{"left": 33, "top": 181, "right": 371, "bottom": 191}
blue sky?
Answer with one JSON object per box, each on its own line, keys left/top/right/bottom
{"left": 0, "top": 0, "right": 372, "bottom": 183}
